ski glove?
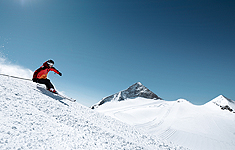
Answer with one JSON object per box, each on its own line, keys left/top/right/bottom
{"left": 58, "top": 72, "right": 62, "bottom": 76}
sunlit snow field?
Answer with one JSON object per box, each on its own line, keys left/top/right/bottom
{"left": 0, "top": 76, "right": 185, "bottom": 150}
{"left": 95, "top": 96, "right": 235, "bottom": 150}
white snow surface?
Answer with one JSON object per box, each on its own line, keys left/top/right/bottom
{"left": 0, "top": 76, "right": 185, "bottom": 150}
{"left": 95, "top": 97, "right": 235, "bottom": 150}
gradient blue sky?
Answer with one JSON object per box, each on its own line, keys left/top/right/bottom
{"left": 0, "top": 0, "right": 234, "bottom": 106}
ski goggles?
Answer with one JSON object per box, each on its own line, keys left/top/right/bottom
{"left": 47, "top": 62, "right": 54, "bottom": 66}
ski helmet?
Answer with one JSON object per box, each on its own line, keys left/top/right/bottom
{"left": 47, "top": 59, "right": 54, "bottom": 66}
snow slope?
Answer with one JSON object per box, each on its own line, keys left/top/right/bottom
{"left": 94, "top": 97, "right": 235, "bottom": 150}
{"left": 0, "top": 76, "right": 185, "bottom": 150}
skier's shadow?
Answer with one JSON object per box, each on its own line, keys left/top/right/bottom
{"left": 37, "top": 86, "right": 69, "bottom": 106}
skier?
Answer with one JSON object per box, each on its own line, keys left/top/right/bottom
{"left": 32, "top": 60, "right": 62, "bottom": 94}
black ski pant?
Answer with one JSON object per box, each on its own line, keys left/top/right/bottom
{"left": 37, "top": 79, "right": 55, "bottom": 90}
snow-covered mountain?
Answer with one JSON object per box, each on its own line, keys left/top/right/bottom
{"left": 205, "top": 95, "right": 235, "bottom": 113}
{"left": 91, "top": 82, "right": 161, "bottom": 109}
{"left": 93, "top": 85, "right": 235, "bottom": 150}
{"left": 0, "top": 76, "right": 185, "bottom": 150}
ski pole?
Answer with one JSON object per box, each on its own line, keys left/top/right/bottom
{"left": 0, "top": 73, "right": 32, "bottom": 81}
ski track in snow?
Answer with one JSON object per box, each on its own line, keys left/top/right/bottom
{"left": 141, "top": 101, "right": 235, "bottom": 150}
{"left": 0, "top": 76, "right": 185, "bottom": 150}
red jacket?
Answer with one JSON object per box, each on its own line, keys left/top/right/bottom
{"left": 33, "top": 61, "right": 60, "bottom": 79}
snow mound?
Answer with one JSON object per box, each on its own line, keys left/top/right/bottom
{"left": 176, "top": 99, "right": 191, "bottom": 103}
{"left": 0, "top": 76, "right": 184, "bottom": 150}
{"left": 91, "top": 82, "right": 161, "bottom": 109}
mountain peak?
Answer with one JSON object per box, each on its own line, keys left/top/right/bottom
{"left": 208, "top": 95, "right": 235, "bottom": 113}
{"left": 91, "top": 82, "right": 161, "bottom": 109}
{"left": 136, "top": 82, "right": 142, "bottom": 86}
{"left": 211, "top": 95, "right": 234, "bottom": 105}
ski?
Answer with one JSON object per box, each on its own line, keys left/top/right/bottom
{"left": 54, "top": 93, "right": 76, "bottom": 102}
{"left": 36, "top": 84, "right": 76, "bottom": 102}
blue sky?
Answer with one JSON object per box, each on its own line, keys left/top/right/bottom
{"left": 0, "top": 0, "right": 234, "bottom": 106}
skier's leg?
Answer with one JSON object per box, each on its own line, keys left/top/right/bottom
{"left": 37, "top": 79, "right": 55, "bottom": 90}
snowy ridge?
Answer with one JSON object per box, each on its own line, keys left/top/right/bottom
{"left": 94, "top": 96, "right": 235, "bottom": 150}
{"left": 206, "top": 95, "right": 235, "bottom": 113}
{"left": 91, "top": 82, "right": 161, "bottom": 109}
{"left": 0, "top": 76, "right": 185, "bottom": 150}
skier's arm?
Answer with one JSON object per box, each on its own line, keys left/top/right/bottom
{"left": 50, "top": 67, "right": 62, "bottom": 76}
